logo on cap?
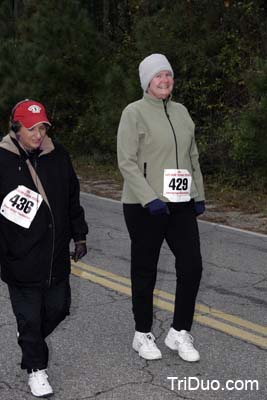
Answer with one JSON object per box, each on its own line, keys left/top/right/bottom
{"left": 28, "top": 105, "right": 41, "bottom": 113}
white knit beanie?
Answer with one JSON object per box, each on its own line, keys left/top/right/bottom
{"left": 139, "top": 54, "right": 174, "bottom": 91}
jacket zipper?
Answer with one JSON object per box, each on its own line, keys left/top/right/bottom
{"left": 163, "top": 100, "right": 179, "bottom": 169}
{"left": 34, "top": 156, "right": 55, "bottom": 288}
{"left": 144, "top": 162, "right": 147, "bottom": 178}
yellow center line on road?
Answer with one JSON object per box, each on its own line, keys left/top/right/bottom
{"left": 72, "top": 265, "right": 131, "bottom": 297}
{"left": 71, "top": 261, "right": 267, "bottom": 349}
{"left": 72, "top": 261, "right": 267, "bottom": 335}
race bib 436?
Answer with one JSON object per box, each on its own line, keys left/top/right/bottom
{"left": 0, "top": 185, "right": 43, "bottom": 228}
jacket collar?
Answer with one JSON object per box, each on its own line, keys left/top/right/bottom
{"left": 0, "top": 131, "right": 55, "bottom": 156}
{"left": 143, "top": 92, "right": 172, "bottom": 109}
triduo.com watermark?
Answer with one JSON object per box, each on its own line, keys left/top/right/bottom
{"left": 167, "top": 376, "right": 259, "bottom": 392}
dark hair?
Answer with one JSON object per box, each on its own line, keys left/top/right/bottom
{"left": 10, "top": 120, "right": 22, "bottom": 133}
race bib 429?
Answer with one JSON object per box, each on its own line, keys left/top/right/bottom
{"left": 163, "top": 169, "right": 192, "bottom": 203}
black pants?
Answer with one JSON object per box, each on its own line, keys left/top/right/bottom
{"left": 8, "top": 277, "right": 71, "bottom": 371}
{"left": 123, "top": 201, "right": 202, "bottom": 333}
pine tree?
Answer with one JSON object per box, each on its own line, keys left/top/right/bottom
{"left": 0, "top": 0, "right": 106, "bottom": 145}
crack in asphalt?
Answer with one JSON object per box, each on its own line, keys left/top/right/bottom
{"left": 106, "top": 231, "right": 128, "bottom": 241}
{"left": 77, "top": 279, "right": 129, "bottom": 303}
{"left": 153, "top": 309, "right": 168, "bottom": 341}
{"left": 223, "top": 238, "right": 267, "bottom": 253}
{"left": 86, "top": 222, "right": 127, "bottom": 236}
{"left": 71, "top": 296, "right": 129, "bottom": 312}
{"left": 105, "top": 291, "right": 129, "bottom": 303}
{"left": 0, "top": 322, "right": 16, "bottom": 329}
{"left": 95, "top": 376, "right": 192, "bottom": 400}
{"left": 157, "top": 259, "right": 264, "bottom": 280}
{"left": 202, "top": 259, "right": 265, "bottom": 277}
{"left": 0, "top": 383, "right": 30, "bottom": 397}
{"left": 0, "top": 381, "right": 12, "bottom": 390}
{"left": 67, "top": 379, "right": 191, "bottom": 399}
{"left": 252, "top": 278, "right": 267, "bottom": 290}
{"left": 87, "top": 246, "right": 130, "bottom": 263}
{"left": 203, "top": 285, "right": 267, "bottom": 307}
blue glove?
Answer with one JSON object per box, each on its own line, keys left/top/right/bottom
{"left": 194, "top": 201, "right": 205, "bottom": 216}
{"left": 146, "top": 199, "right": 169, "bottom": 215}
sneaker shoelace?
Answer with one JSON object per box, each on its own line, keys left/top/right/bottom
{"left": 179, "top": 332, "right": 195, "bottom": 350}
{"left": 31, "top": 370, "right": 49, "bottom": 386}
{"left": 144, "top": 333, "right": 158, "bottom": 348}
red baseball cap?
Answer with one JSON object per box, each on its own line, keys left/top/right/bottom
{"left": 13, "top": 100, "right": 51, "bottom": 129}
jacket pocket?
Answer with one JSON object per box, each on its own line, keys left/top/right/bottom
{"left": 144, "top": 162, "right": 147, "bottom": 178}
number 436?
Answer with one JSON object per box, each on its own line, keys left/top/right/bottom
{"left": 9, "top": 194, "right": 34, "bottom": 214}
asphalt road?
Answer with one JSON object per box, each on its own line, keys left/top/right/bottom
{"left": 0, "top": 192, "right": 266, "bottom": 400}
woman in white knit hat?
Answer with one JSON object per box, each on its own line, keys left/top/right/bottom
{"left": 117, "top": 54, "right": 205, "bottom": 362}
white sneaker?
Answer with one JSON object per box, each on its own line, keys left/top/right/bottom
{"left": 28, "top": 369, "right": 53, "bottom": 398}
{"left": 132, "top": 331, "right": 162, "bottom": 360}
{"left": 165, "top": 328, "right": 200, "bottom": 362}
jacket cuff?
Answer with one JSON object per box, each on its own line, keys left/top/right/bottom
{"left": 73, "top": 235, "right": 87, "bottom": 243}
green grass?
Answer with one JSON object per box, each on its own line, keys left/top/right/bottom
{"left": 205, "top": 180, "right": 267, "bottom": 215}
{"left": 72, "top": 156, "right": 123, "bottom": 183}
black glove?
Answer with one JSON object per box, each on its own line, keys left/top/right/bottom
{"left": 146, "top": 199, "right": 169, "bottom": 215}
{"left": 194, "top": 201, "right": 205, "bottom": 217}
{"left": 71, "top": 242, "right": 87, "bottom": 262}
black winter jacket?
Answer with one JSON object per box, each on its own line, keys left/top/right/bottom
{"left": 0, "top": 133, "right": 88, "bottom": 287}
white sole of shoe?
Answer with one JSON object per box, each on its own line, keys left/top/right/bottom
{"left": 30, "top": 391, "right": 54, "bottom": 398}
{"left": 138, "top": 351, "right": 162, "bottom": 360}
{"left": 29, "top": 385, "right": 54, "bottom": 398}
{"left": 132, "top": 344, "right": 162, "bottom": 360}
{"left": 178, "top": 351, "right": 200, "bottom": 362}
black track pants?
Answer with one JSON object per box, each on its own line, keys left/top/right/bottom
{"left": 123, "top": 201, "right": 202, "bottom": 333}
{"left": 8, "top": 277, "right": 71, "bottom": 371}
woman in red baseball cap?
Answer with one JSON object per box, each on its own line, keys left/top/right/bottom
{"left": 0, "top": 99, "right": 88, "bottom": 397}
{"left": 11, "top": 99, "right": 51, "bottom": 151}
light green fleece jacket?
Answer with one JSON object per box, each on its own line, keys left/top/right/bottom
{"left": 117, "top": 92, "right": 205, "bottom": 206}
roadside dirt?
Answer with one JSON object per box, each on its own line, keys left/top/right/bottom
{"left": 80, "top": 178, "right": 267, "bottom": 235}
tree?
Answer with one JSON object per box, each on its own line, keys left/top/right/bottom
{"left": 0, "top": 0, "right": 106, "bottom": 146}
{"left": 230, "top": 59, "right": 267, "bottom": 181}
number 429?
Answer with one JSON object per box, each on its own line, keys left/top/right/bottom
{"left": 169, "top": 178, "right": 188, "bottom": 191}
